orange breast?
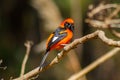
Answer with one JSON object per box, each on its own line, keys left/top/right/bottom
{"left": 50, "top": 29, "right": 73, "bottom": 50}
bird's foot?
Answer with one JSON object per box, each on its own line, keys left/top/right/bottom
{"left": 61, "top": 44, "right": 68, "bottom": 47}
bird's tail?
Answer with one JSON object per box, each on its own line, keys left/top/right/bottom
{"left": 39, "top": 51, "right": 49, "bottom": 70}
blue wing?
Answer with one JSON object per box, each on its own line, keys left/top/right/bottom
{"left": 47, "top": 27, "right": 67, "bottom": 51}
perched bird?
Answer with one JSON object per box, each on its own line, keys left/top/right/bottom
{"left": 39, "top": 18, "right": 74, "bottom": 70}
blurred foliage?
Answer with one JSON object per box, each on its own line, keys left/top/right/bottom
{"left": 0, "top": 0, "right": 120, "bottom": 80}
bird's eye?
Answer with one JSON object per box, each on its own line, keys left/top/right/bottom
{"left": 64, "top": 22, "right": 74, "bottom": 31}
{"left": 64, "top": 22, "right": 70, "bottom": 28}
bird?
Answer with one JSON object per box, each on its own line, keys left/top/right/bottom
{"left": 39, "top": 18, "right": 74, "bottom": 70}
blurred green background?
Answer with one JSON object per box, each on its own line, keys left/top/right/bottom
{"left": 0, "top": 0, "right": 120, "bottom": 80}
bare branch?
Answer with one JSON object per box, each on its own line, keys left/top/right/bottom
{"left": 86, "top": 3, "right": 120, "bottom": 41}
{"left": 0, "top": 59, "right": 7, "bottom": 70}
{"left": 87, "top": 4, "right": 120, "bottom": 29}
{"left": 85, "top": 19, "right": 107, "bottom": 28}
{"left": 105, "top": 5, "right": 120, "bottom": 20}
{"left": 20, "top": 41, "right": 33, "bottom": 76}
{"left": 13, "top": 30, "right": 120, "bottom": 80}
{"left": 13, "top": 30, "right": 99, "bottom": 80}
{"left": 88, "top": 4, "right": 118, "bottom": 18}
{"left": 68, "top": 48, "right": 120, "bottom": 80}
{"left": 98, "top": 31, "right": 120, "bottom": 47}
{"left": 111, "top": 30, "right": 120, "bottom": 38}
{"left": 86, "top": 19, "right": 120, "bottom": 28}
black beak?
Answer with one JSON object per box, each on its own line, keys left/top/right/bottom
{"left": 64, "top": 22, "right": 74, "bottom": 32}
{"left": 70, "top": 25, "right": 74, "bottom": 32}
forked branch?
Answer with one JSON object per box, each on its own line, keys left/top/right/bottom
{"left": 20, "top": 41, "right": 33, "bottom": 76}
{"left": 13, "top": 30, "right": 120, "bottom": 80}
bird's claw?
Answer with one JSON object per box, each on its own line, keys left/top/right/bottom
{"left": 61, "top": 44, "right": 68, "bottom": 46}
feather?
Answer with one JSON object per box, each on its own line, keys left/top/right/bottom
{"left": 39, "top": 51, "right": 49, "bottom": 70}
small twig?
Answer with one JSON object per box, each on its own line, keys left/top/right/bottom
{"left": 88, "top": 4, "right": 118, "bottom": 18}
{"left": 86, "top": 3, "right": 120, "bottom": 41}
{"left": 28, "top": 74, "right": 39, "bottom": 80}
{"left": 0, "top": 66, "right": 7, "bottom": 70}
{"left": 104, "top": 5, "right": 120, "bottom": 28}
{"left": 87, "top": 4, "right": 120, "bottom": 29}
{"left": 86, "top": 19, "right": 120, "bottom": 28}
{"left": 68, "top": 48, "right": 120, "bottom": 80}
{"left": 98, "top": 30, "right": 120, "bottom": 47}
{"left": 111, "top": 30, "right": 120, "bottom": 38}
{"left": 85, "top": 19, "right": 107, "bottom": 28}
{"left": 0, "top": 59, "right": 2, "bottom": 65}
{"left": 0, "top": 59, "right": 7, "bottom": 70}
{"left": 20, "top": 41, "right": 33, "bottom": 76}
{"left": 105, "top": 5, "right": 120, "bottom": 20}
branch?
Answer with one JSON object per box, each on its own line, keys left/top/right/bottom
{"left": 86, "top": 4, "right": 120, "bottom": 29}
{"left": 85, "top": 19, "right": 120, "bottom": 28}
{"left": 88, "top": 4, "right": 118, "bottom": 18}
{"left": 98, "top": 31, "right": 120, "bottom": 47}
{"left": 105, "top": 5, "right": 120, "bottom": 20}
{"left": 86, "top": 3, "right": 120, "bottom": 40}
{"left": 68, "top": 48, "right": 120, "bottom": 80}
{"left": 13, "top": 30, "right": 120, "bottom": 80}
{"left": 111, "top": 30, "right": 120, "bottom": 38}
{"left": 13, "top": 30, "right": 99, "bottom": 80}
{"left": 0, "top": 59, "right": 7, "bottom": 70}
{"left": 20, "top": 41, "right": 33, "bottom": 76}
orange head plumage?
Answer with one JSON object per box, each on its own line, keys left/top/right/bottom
{"left": 60, "top": 18, "right": 74, "bottom": 32}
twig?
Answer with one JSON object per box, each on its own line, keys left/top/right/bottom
{"left": 88, "top": 4, "right": 118, "bottom": 18}
{"left": 0, "top": 59, "right": 7, "bottom": 70}
{"left": 86, "top": 3, "right": 120, "bottom": 41}
{"left": 111, "top": 30, "right": 120, "bottom": 38}
{"left": 20, "top": 41, "right": 33, "bottom": 76}
{"left": 13, "top": 30, "right": 120, "bottom": 80}
{"left": 0, "top": 66, "right": 7, "bottom": 70}
{"left": 104, "top": 5, "right": 120, "bottom": 28}
{"left": 85, "top": 19, "right": 107, "bottom": 28}
{"left": 86, "top": 4, "right": 120, "bottom": 29}
{"left": 85, "top": 19, "right": 120, "bottom": 28}
{"left": 68, "top": 48, "right": 120, "bottom": 80}
{"left": 105, "top": 5, "right": 120, "bottom": 20}
{"left": 98, "top": 31, "right": 120, "bottom": 47}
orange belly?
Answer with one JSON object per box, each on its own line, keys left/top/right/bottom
{"left": 50, "top": 29, "right": 73, "bottom": 50}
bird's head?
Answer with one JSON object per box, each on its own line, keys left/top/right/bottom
{"left": 60, "top": 18, "right": 74, "bottom": 32}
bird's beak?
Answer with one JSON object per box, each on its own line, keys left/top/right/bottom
{"left": 70, "top": 25, "right": 74, "bottom": 32}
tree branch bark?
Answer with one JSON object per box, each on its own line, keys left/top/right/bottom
{"left": 20, "top": 41, "right": 33, "bottom": 76}
{"left": 13, "top": 30, "right": 120, "bottom": 80}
